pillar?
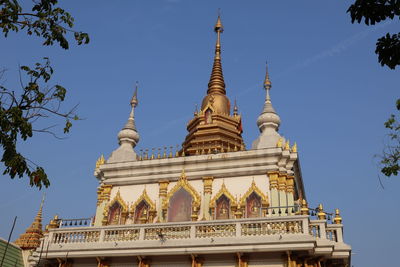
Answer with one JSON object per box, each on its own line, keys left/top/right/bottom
{"left": 268, "top": 171, "right": 279, "bottom": 216}
{"left": 286, "top": 175, "right": 295, "bottom": 214}
{"left": 158, "top": 180, "right": 169, "bottom": 222}
{"left": 202, "top": 176, "right": 214, "bottom": 220}
{"left": 278, "top": 173, "right": 287, "bottom": 215}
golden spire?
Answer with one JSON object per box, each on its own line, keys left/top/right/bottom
{"left": 15, "top": 195, "right": 45, "bottom": 250}
{"left": 207, "top": 13, "right": 226, "bottom": 95}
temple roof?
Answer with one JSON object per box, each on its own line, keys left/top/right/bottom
{"left": 14, "top": 198, "right": 44, "bottom": 250}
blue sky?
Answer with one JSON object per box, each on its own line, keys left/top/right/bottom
{"left": 0, "top": 1, "right": 399, "bottom": 266}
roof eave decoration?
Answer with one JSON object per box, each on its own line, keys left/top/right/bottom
{"left": 210, "top": 182, "right": 237, "bottom": 208}
{"left": 131, "top": 188, "right": 156, "bottom": 211}
{"left": 240, "top": 180, "right": 269, "bottom": 207}
{"left": 106, "top": 190, "right": 128, "bottom": 213}
{"left": 165, "top": 170, "right": 201, "bottom": 209}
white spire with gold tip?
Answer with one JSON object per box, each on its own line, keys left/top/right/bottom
{"left": 252, "top": 63, "right": 284, "bottom": 149}
{"left": 108, "top": 82, "right": 140, "bottom": 163}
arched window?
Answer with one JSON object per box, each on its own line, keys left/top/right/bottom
{"left": 134, "top": 200, "right": 149, "bottom": 224}
{"left": 215, "top": 194, "right": 230, "bottom": 220}
{"left": 108, "top": 202, "right": 122, "bottom": 225}
{"left": 168, "top": 187, "right": 193, "bottom": 222}
{"left": 246, "top": 192, "right": 262, "bottom": 218}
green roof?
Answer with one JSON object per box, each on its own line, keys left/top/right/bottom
{"left": 0, "top": 238, "right": 24, "bottom": 267}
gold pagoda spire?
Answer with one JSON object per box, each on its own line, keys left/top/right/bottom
{"left": 15, "top": 195, "right": 45, "bottom": 250}
{"left": 207, "top": 14, "right": 226, "bottom": 96}
{"left": 183, "top": 14, "right": 244, "bottom": 155}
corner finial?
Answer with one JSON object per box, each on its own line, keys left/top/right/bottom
{"left": 251, "top": 62, "right": 283, "bottom": 149}
{"left": 317, "top": 204, "right": 326, "bottom": 220}
{"left": 334, "top": 208, "right": 343, "bottom": 224}
{"left": 233, "top": 99, "right": 238, "bottom": 116}
{"left": 108, "top": 83, "right": 140, "bottom": 163}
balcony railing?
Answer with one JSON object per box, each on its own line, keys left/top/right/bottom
{"left": 47, "top": 216, "right": 312, "bottom": 246}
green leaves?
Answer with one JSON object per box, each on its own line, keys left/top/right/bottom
{"left": 376, "top": 32, "right": 400, "bottom": 69}
{"left": 380, "top": 98, "right": 400, "bottom": 177}
{"left": 0, "top": 1, "right": 88, "bottom": 188}
{"left": 0, "top": 58, "right": 80, "bottom": 188}
{"left": 347, "top": 0, "right": 400, "bottom": 69}
{"left": 347, "top": 0, "right": 400, "bottom": 25}
{"left": 0, "top": 0, "right": 90, "bottom": 49}
{"left": 348, "top": 1, "right": 400, "bottom": 178}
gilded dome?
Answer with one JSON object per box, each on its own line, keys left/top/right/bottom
{"left": 201, "top": 94, "right": 231, "bottom": 115}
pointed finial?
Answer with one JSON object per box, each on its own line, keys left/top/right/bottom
{"left": 38, "top": 193, "right": 45, "bottom": 217}
{"left": 284, "top": 140, "right": 290, "bottom": 150}
{"left": 292, "top": 142, "right": 297, "bottom": 153}
{"left": 264, "top": 61, "right": 272, "bottom": 91}
{"left": 300, "top": 199, "right": 309, "bottom": 215}
{"left": 194, "top": 104, "right": 198, "bottom": 116}
{"left": 233, "top": 99, "right": 238, "bottom": 116}
{"left": 117, "top": 83, "right": 140, "bottom": 147}
{"left": 131, "top": 81, "right": 139, "bottom": 108}
{"left": 333, "top": 208, "right": 342, "bottom": 224}
{"left": 180, "top": 168, "right": 187, "bottom": 180}
{"left": 253, "top": 62, "right": 282, "bottom": 148}
{"left": 276, "top": 138, "right": 283, "bottom": 148}
{"left": 96, "top": 154, "right": 105, "bottom": 168}
{"left": 317, "top": 204, "right": 326, "bottom": 220}
{"left": 215, "top": 10, "right": 223, "bottom": 33}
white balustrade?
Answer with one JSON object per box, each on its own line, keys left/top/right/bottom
{"left": 45, "top": 216, "right": 343, "bottom": 248}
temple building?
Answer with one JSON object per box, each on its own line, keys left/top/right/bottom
{"left": 17, "top": 15, "right": 351, "bottom": 267}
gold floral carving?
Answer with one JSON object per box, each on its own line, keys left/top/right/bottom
{"left": 210, "top": 182, "right": 236, "bottom": 208}
{"left": 131, "top": 188, "right": 156, "bottom": 211}
{"left": 158, "top": 180, "right": 169, "bottom": 197}
{"left": 95, "top": 154, "right": 105, "bottom": 169}
{"left": 97, "top": 184, "right": 113, "bottom": 206}
{"left": 268, "top": 171, "right": 279, "bottom": 190}
{"left": 240, "top": 180, "right": 269, "bottom": 207}
{"left": 286, "top": 176, "right": 295, "bottom": 193}
{"left": 278, "top": 173, "right": 287, "bottom": 191}
{"left": 202, "top": 176, "right": 214, "bottom": 194}
{"left": 164, "top": 170, "right": 201, "bottom": 210}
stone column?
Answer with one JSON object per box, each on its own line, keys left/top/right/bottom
{"left": 158, "top": 180, "right": 169, "bottom": 222}
{"left": 202, "top": 176, "right": 214, "bottom": 220}
{"left": 286, "top": 175, "right": 295, "bottom": 214}
{"left": 94, "top": 184, "right": 112, "bottom": 226}
{"left": 268, "top": 171, "right": 279, "bottom": 216}
{"left": 278, "top": 173, "right": 287, "bottom": 215}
